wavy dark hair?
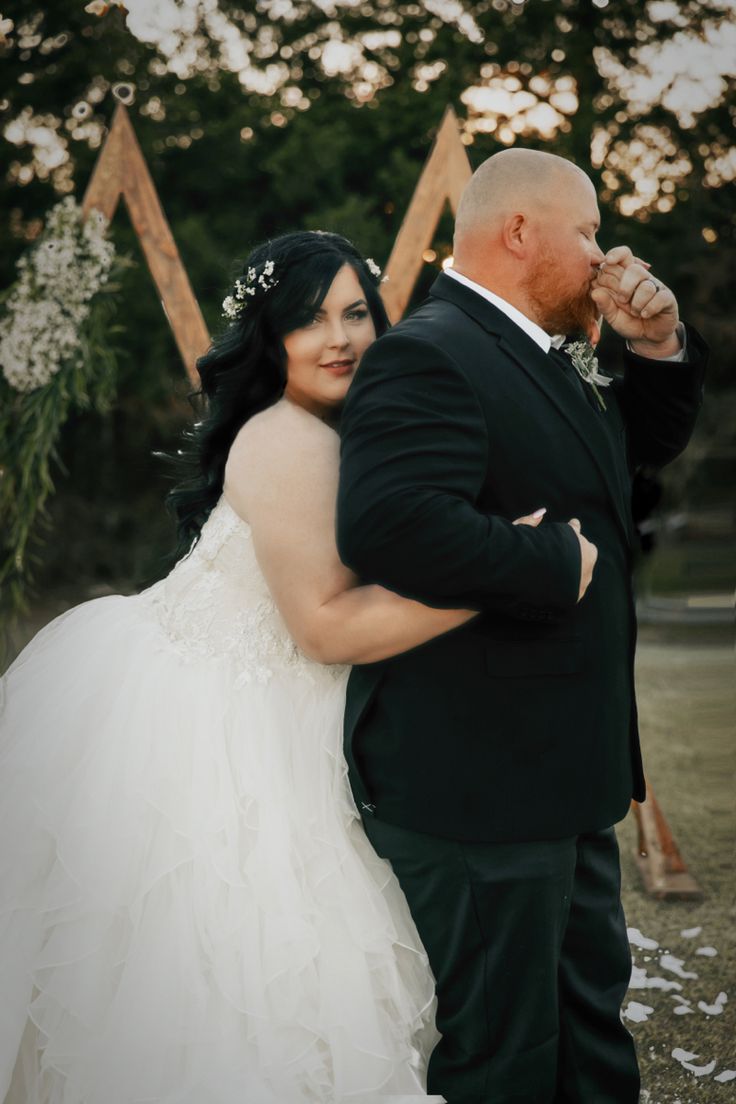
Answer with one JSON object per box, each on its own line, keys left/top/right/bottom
{"left": 166, "top": 231, "right": 390, "bottom": 556}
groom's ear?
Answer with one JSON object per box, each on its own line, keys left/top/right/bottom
{"left": 503, "top": 212, "right": 531, "bottom": 259}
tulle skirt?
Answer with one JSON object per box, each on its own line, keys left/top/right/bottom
{"left": 0, "top": 595, "right": 441, "bottom": 1103}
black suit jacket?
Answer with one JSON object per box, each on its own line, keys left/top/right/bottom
{"left": 336, "top": 273, "right": 706, "bottom": 842}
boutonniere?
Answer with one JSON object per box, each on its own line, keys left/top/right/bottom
{"left": 564, "top": 340, "right": 611, "bottom": 412}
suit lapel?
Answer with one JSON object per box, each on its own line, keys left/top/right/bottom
{"left": 498, "top": 334, "right": 634, "bottom": 544}
{"left": 430, "top": 275, "right": 634, "bottom": 546}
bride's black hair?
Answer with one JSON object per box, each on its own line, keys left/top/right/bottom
{"left": 166, "top": 230, "right": 390, "bottom": 556}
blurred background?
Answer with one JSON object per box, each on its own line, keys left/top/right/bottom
{"left": 1, "top": 0, "right": 733, "bottom": 638}
{"left": 0, "top": 2, "right": 734, "bottom": 1095}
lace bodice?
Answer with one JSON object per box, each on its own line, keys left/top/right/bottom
{"left": 142, "top": 496, "right": 345, "bottom": 685}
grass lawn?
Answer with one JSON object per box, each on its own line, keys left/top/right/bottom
{"left": 618, "top": 623, "right": 735, "bottom": 1102}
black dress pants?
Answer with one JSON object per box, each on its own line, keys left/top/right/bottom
{"left": 361, "top": 817, "right": 640, "bottom": 1104}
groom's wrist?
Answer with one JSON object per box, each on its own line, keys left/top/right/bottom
{"left": 628, "top": 323, "right": 686, "bottom": 361}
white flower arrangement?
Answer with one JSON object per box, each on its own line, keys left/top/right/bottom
{"left": 0, "top": 196, "right": 126, "bottom": 636}
{"left": 0, "top": 197, "right": 116, "bottom": 392}
{"left": 222, "top": 259, "right": 279, "bottom": 320}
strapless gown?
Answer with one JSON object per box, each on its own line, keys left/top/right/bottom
{"left": 0, "top": 496, "right": 441, "bottom": 1103}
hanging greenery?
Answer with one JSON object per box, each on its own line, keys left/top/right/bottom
{"left": 0, "top": 197, "right": 129, "bottom": 634}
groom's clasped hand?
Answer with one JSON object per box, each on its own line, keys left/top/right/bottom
{"left": 591, "top": 244, "right": 680, "bottom": 354}
{"left": 512, "top": 508, "right": 598, "bottom": 603}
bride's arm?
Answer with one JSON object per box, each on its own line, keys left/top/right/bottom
{"left": 223, "top": 402, "right": 477, "bottom": 665}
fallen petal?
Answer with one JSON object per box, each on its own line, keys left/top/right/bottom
{"left": 682, "top": 1059, "right": 717, "bottom": 1076}
{"left": 628, "top": 927, "right": 659, "bottom": 950}
{"left": 697, "top": 991, "right": 727, "bottom": 1015}
{"left": 623, "top": 1001, "right": 654, "bottom": 1023}
{"left": 659, "top": 953, "right": 698, "bottom": 980}
{"left": 680, "top": 926, "right": 702, "bottom": 938}
{"left": 715, "top": 1070, "right": 736, "bottom": 1083}
{"left": 672, "top": 1048, "right": 717, "bottom": 1075}
{"left": 629, "top": 965, "right": 682, "bottom": 992}
{"left": 695, "top": 946, "right": 718, "bottom": 957}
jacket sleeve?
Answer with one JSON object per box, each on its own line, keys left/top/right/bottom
{"left": 616, "top": 322, "right": 707, "bottom": 472}
{"left": 337, "top": 332, "right": 581, "bottom": 618}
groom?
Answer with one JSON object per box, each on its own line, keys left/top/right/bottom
{"left": 336, "top": 149, "right": 706, "bottom": 1103}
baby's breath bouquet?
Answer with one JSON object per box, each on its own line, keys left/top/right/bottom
{"left": 0, "top": 197, "right": 129, "bottom": 639}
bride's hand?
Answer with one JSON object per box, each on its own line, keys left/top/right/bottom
{"left": 512, "top": 508, "right": 546, "bottom": 527}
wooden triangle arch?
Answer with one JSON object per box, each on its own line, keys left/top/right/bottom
{"left": 82, "top": 102, "right": 472, "bottom": 374}
{"left": 80, "top": 103, "right": 702, "bottom": 899}
{"left": 381, "top": 105, "right": 472, "bottom": 323}
{"left": 82, "top": 103, "right": 207, "bottom": 386}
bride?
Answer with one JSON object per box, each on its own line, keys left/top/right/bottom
{"left": 0, "top": 230, "right": 478, "bottom": 1104}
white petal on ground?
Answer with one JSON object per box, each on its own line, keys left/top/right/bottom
{"left": 680, "top": 926, "right": 702, "bottom": 938}
{"left": 671, "top": 1049, "right": 717, "bottom": 1076}
{"left": 683, "top": 1058, "right": 718, "bottom": 1076}
{"left": 697, "top": 991, "right": 728, "bottom": 1015}
{"left": 659, "top": 953, "right": 698, "bottom": 980}
{"left": 674, "top": 1005, "right": 695, "bottom": 1015}
{"left": 715, "top": 1070, "right": 736, "bottom": 1083}
{"left": 695, "top": 946, "right": 718, "bottom": 957}
{"left": 629, "top": 964, "right": 683, "bottom": 992}
{"left": 627, "top": 927, "right": 659, "bottom": 950}
{"left": 623, "top": 1001, "right": 655, "bottom": 1023}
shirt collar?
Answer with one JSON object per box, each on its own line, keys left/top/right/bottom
{"left": 444, "top": 268, "right": 565, "bottom": 352}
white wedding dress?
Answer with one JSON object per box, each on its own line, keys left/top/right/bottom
{"left": 0, "top": 495, "right": 441, "bottom": 1104}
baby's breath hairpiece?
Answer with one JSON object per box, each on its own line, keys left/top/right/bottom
{"left": 222, "top": 259, "right": 279, "bottom": 320}
{"left": 365, "top": 257, "right": 389, "bottom": 283}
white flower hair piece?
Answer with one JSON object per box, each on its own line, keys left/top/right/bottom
{"left": 222, "top": 259, "right": 279, "bottom": 320}
{"left": 365, "top": 257, "right": 382, "bottom": 279}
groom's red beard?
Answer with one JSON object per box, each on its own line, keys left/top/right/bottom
{"left": 522, "top": 254, "right": 599, "bottom": 338}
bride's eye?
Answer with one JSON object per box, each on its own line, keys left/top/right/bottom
{"left": 345, "top": 308, "right": 369, "bottom": 322}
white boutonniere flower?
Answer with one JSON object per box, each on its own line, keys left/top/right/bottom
{"left": 564, "top": 340, "right": 611, "bottom": 412}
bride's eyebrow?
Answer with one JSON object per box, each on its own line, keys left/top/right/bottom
{"left": 313, "top": 298, "right": 367, "bottom": 316}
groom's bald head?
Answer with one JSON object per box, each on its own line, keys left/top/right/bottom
{"left": 454, "top": 148, "right": 592, "bottom": 250}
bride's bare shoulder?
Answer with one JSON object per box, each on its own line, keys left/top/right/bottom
{"left": 225, "top": 400, "right": 338, "bottom": 505}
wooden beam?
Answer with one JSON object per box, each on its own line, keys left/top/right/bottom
{"left": 381, "top": 105, "right": 473, "bottom": 323}
{"left": 632, "top": 783, "right": 702, "bottom": 899}
{"left": 82, "top": 104, "right": 209, "bottom": 385}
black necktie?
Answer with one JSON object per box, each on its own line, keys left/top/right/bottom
{"left": 548, "top": 344, "right": 590, "bottom": 406}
